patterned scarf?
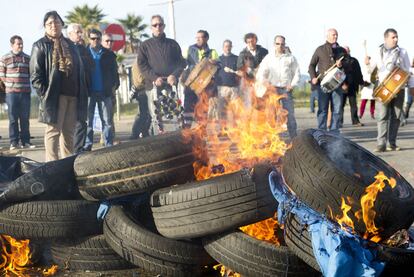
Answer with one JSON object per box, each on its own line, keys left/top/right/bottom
{"left": 46, "top": 34, "right": 73, "bottom": 75}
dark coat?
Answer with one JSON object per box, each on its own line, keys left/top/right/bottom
{"left": 342, "top": 55, "right": 364, "bottom": 95}
{"left": 308, "top": 42, "right": 346, "bottom": 81}
{"left": 236, "top": 45, "right": 268, "bottom": 70}
{"left": 138, "top": 33, "right": 186, "bottom": 90}
{"left": 86, "top": 46, "right": 120, "bottom": 97}
{"left": 30, "top": 36, "right": 89, "bottom": 124}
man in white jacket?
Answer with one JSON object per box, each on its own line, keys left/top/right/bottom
{"left": 256, "top": 35, "right": 300, "bottom": 139}
{"left": 365, "top": 28, "right": 414, "bottom": 152}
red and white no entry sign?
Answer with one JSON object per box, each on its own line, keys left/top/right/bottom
{"left": 104, "top": 24, "right": 126, "bottom": 52}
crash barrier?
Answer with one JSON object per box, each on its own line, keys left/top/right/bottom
{"left": 0, "top": 129, "right": 412, "bottom": 276}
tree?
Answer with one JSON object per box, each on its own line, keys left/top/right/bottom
{"left": 66, "top": 4, "right": 106, "bottom": 39}
{"left": 117, "top": 13, "right": 149, "bottom": 53}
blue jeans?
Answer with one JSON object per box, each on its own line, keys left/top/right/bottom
{"left": 85, "top": 93, "right": 114, "bottom": 149}
{"left": 310, "top": 89, "right": 319, "bottom": 113}
{"left": 317, "top": 87, "right": 343, "bottom": 134}
{"left": 6, "top": 93, "right": 31, "bottom": 145}
{"left": 277, "top": 88, "right": 297, "bottom": 139}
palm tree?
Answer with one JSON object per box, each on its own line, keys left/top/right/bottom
{"left": 66, "top": 4, "right": 106, "bottom": 39}
{"left": 117, "top": 14, "right": 149, "bottom": 53}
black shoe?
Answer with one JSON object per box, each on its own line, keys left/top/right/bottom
{"left": 374, "top": 145, "right": 386, "bottom": 153}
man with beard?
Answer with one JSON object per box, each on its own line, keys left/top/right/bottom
{"left": 365, "top": 28, "right": 414, "bottom": 152}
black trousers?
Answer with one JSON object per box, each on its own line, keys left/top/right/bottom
{"left": 341, "top": 93, "right": 360, "bottom": 125}
{"left": 131, "top": 92, "right": 150, "bottom": 138}
{"left": 74, "top": 120, "right": 87, "bottom": 153}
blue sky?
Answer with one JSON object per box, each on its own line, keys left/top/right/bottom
{"left": 1, "top": 0, "right": 413, "bottom": 73}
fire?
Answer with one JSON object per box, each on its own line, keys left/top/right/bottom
{"left": 43, "top": 265, "right": 58, "bottom": 276}
{"left": 333, "top": 172, "right": 397, "bottom": 242}
{"left": 0, "top": 235, "right": 31, "bottom": 276}
{"left": 240, "top": 216, "right": 281, "bottom": 245}
{"left": 213, "top": 264, "right": 241, "bottom": 277}
{"left": 335, "top": 197, "right": 355, "bottom": 231}
{"left": 355, "top": 171, "right": 396, "bottom": 242}
{"left": 183, "top": 80, "right": 289, "bottom": 180}
{"left": 0, "top": 235, "right": 58, "bottom": 276}
{"left": 183, "top": 72, "right": 288, "bottom": 250}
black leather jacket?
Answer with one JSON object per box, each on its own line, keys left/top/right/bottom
{"left": 30, "top": 36, "right": 89, "bottom": 123}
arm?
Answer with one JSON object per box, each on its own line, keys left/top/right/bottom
{"left": 171, "top": 42, "right": 186, "bottom": 80}
{"left": 137, "top": 43, "right": 158, "bottom": 83}
{"left": 0, "top": 56, "right": 6, "bottom": 82}
{"left": 308, "top": 48, "right": 319, "bottom": 79}
{"left": 289, "top": 56, "right": 301, "bottom": 89}
{"left": 111, "top": 53, "right": 120, "bottom": 90}
{"left": 255, "top": 56, "right": 270, "bottom": 86}
{"left": 29, "top": 43, "right": 47, "bottom": 97}
{"left": 236, "top": 52, "right": 245, "bottom": 70}
{"left": 401, "top": 50, "right": 414, "bottom": 88}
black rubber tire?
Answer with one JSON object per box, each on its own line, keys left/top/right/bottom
{"left": 74, "top": 131, "right": 195, "bottom": 201}
{"left": 0, "top": 155, "right": 80, "bottom": 205}
{"left": 284, "top": 213, "right": 321, "bottom": 272}
{"left": 203, "top": 230, "right": 319, "bottom": 277}
{"left": 0, "top": 200, "right": 101, "bottom": 239}
{"left": 282, "top": 129, "right": 414, "bottom": 239}
{"left": 150, "top": 163, "right": 277, "bottom": 239}
{"left": 51, "top": 235, "right": 134, "bottom": 271}
{"left": 103, "top": 205, "right": 213, "bottom": 277}
{"left": 284, "top": 213, "right": 414, "bottom": 275}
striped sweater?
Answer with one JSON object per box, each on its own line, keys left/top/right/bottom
{"left": 0, "top": 51, "right": 31, "bottom": 93}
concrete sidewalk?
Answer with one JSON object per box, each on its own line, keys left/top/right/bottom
{"left": 0, "top": 106, "right": 413, "bottom": 185}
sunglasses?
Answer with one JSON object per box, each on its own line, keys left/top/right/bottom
{"left": 152, "top": 23, "right": 164, "bottom": 28}
{"left": 275, "top": 43, "right": 285, "bottom": 46}
{"left": 104, "top": 40, "right": 114, "bottom": 43}
{"left": 89, "top": 37, "right": 100, "bottom": 41}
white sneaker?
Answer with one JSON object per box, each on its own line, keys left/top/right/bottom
{"left": 21, "top": 143, "right": 36, "bottom": 149}
{"left": 10, "top": 143, "right": 18, "bottom": 150}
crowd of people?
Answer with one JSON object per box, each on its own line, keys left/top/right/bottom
{"left": 0, "top": 11, "right": 413, "bottom": 161}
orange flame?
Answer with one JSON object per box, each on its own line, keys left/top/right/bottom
{"left": 184, "top": 80, "right": 289, "bottom": 180}
{"left": 184, "top": 74, "right": 288, "bottom": 246}
{"left": 43, "top": 265, "right": 58, "bottom": 276}
{"left": 335, "top": 197, "right": 355, "bottom": 231}
{"left": 240, "top": 217, "right": 281, "bottom": 245}
{"left": 0, "top": 235, "right": 58, "bottom": 276}
{"left": 213, "top": 264, "right": 241, "bottom": 277}
{"left": 0, "top": 235, "right": 31, "bottom": 276}
{"left": 355, "top": 171, "right": 396, "bottom": 242}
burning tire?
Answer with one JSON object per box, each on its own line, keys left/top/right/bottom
{"left": 0, "top": 155, "right": 80, "bottom": 205}
{"left": 284, "top": 213, "right": 414, "bottom": 275}
{"left": 284, "top": 213, "right": 320, "bottom": 271}
{"left": 74, "top": 131, "right": 195, "bottom": 201}
{"left": 203, "top": 230, "right": 318, "bottom": 277}
{"left": 282, "top": 129, "right": 414, "bottom": 240}
{"left": 150, "top": 163, "right": 277, "bottom": 239}
{"left": 51, "top": 235, "right": 134, "bottom": 271}
{"left": 0, "top": 200, "right": 101, "bottom": 239}
{"left": 103, "top": 205, "right": 213, "bottom": 277}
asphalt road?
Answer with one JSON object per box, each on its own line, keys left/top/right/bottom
{"left": 1, "top": 106, "right": 412, "bottom": 184}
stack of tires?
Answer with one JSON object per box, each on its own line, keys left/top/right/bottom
{"left": 0, "top": 155, "right": 132, "bottom": 272}
{"left": 281, "top": 129, "right": 414, "bottom": 275}
{"left": 71, "top": 131, "right": 319, "bottom": 276}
